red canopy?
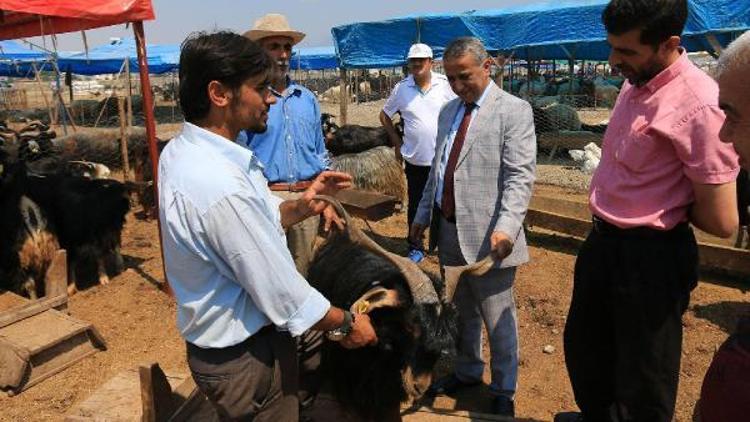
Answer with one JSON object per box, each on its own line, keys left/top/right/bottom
{"left": 0, "top": 0, "right": 169, "bottom": 293}
{"left": 0, "top": 0, "right": 155, "bottom": 40}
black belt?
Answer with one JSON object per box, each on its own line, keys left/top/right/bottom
{"left": 186, "top": 324, "right": 274, "bottom": 362}
{"left": 591, "top": 215, "right": 690, "bottom": 238}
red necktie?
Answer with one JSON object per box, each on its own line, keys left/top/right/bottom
{"left": 441, "top": 102, "right": 476, "bottom": 220}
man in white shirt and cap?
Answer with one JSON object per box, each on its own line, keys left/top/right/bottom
{"left": 380, "top": 43, "right": 457, "bottom": 262}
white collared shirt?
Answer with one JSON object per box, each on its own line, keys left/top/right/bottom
{"left": 158, "top": 122, "right": 330, "bottom": 348}
{"left": 383, "top": 72, "right": 457, "bottom": 166}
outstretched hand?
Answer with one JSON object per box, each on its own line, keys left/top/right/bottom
{"left": 299, "top": 171, "right": 353, "bottom": 230}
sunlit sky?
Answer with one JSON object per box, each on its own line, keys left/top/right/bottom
{"left": 25, "top": 0, "right": 600, "bottom": 52}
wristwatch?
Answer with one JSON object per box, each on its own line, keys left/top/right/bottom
{"left": 326, "top": 310, "right": 354, "bottom": 341}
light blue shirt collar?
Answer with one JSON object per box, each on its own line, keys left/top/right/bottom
{"left": 182, "top": 122, "right": 263, "bottom": 172}
{"left": 471, "top": 81, "right": 493, "bottom": 109}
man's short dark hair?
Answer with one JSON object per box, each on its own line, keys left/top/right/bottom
{"left": 603, "top": 0, "right": 688, "bottom": 47}
{"left": 178, "top": 31, "right": 272, "bottom": 123}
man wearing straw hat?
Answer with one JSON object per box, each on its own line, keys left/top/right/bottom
{"left": 241, "top": 13, "right": 330, "bottom": 277}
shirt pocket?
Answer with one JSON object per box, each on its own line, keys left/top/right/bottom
{"left": 615, "top": 130, "right": 661, "bottom": 173}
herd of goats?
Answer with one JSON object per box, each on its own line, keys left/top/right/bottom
{"left": 0, "top": 114, "right": 464, "bottom": 419}
{"left": 4, "top": 84, "right": 746, "bottom": 419}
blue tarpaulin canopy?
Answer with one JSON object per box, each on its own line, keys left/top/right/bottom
{"left": 465, "top": 0, "right": 750, "bottom": 61}
{"left": 0, "top": 40, "right": 50, "bottom": 77}
{"left": 332, "top": 0, "right": 750, "bottom": 67}
{"left": 56, "top": 38, "right": 179, "bottom": 75}
{"left": 332, "top": 13, "right": 476, "bottom": 68}
{"left": 0, "top": 40, "right": 46, "bottom": 61}
{"left": 291, "top": 46, "right": 339, "bottom": 70}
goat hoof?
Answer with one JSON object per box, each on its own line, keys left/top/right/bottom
{"left": 98, "top": 275, "right": 110, "bottom": 286}
{"left": 67, "top": 283, "right": 78, "bottom": 296}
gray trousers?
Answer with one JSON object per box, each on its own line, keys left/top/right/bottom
{"left": 187, "top": 326, "right": 298, "bottom": 421}
{"left": 273, "top": 191, "right": 320, "bottom": 277}
{"left": 438, "top": 216, "right": 519, "bottom": 398}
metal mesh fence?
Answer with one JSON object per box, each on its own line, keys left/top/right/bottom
{"left": 0, "top": 72, "right": 183, "bottom": 128}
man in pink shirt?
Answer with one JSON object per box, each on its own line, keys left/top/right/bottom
{"left": 556, "top": 1, "right": 739, "bottom": 422}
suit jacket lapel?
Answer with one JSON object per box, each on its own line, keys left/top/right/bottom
{"left": 457, "top": 82, "right": 502, "bottom": 168}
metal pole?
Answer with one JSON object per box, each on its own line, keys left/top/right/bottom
{"left": 133, "top": 20, "right": 171, "bottom": 295}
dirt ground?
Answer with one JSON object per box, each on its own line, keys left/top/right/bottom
{"left": 1, "top": 116, "right": 748, "bottom": 421}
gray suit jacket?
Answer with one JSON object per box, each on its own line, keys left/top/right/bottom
{"left": 413, "top": 81, "right": 537, "bottom": 268}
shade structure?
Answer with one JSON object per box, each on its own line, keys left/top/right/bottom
{"left": 56, "top": 38, "right": 179, "bottom": 75}
{"left": 332, "top": 0, "right": 750, "bottom": 66}
{"left": 291, "top": 46, "right": 339, "bottom": 70}
{"left": 0, "top": 0, "right": 154, "bottom": 40}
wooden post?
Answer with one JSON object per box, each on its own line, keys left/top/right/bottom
{"left": 133, "top": 21, "right": 171, "bottom": 296}
{"left": 339, "top": 67, "right": 348, "bottom": 125}
{"left": 30, "top": 62, "right": 54, "bottom": 125}
{"left": 526, "top": 60, "right": 532, "bottom": 96}
{"left": 54, "top": 89, "right": 77, "bottom": 132}
{"left": 118, "top": 96, "right": 131, "bottom": 181}
{"left": 139, "top": 363, "right": 176, "bottom": 422}
{"left": 125, "top": 58, "right": 134, "bottom": 128}
{"left": 568, "top": 59, "right": 575, "bottom": 95}
{"left": 354, "top": 71, "right": 359, "bottom": 104}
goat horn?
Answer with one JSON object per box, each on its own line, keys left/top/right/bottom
{"left": 68, "top": 160, "right": 95, "bottom": 168}
{"left": 312, "top": 194, "right": 440, "bottom": 305}
{"left": 442, "top": 255, "right": 497, "bottom": 302}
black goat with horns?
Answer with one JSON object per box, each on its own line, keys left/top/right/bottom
{"left": 305, "top": 196, "right": 494, "bottom": 421}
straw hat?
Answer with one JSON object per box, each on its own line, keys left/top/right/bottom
{"left": 243, "top": 14, "right": 305, "bottom": 45}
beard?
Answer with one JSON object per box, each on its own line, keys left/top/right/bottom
{"left": 617, "top": 57, "right": 666, "bottom": 87}
{"left": 274, "top": 59, "right": 290, "bottom": 82}
{"left": 230, "top": 97, "right": 269, "bottom": 134}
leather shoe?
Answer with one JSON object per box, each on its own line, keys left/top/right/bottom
{"left": 492, "top": 395, "right": 514, "bottom": 417}
{"left": 554, "top": 412, "right": 584, "bottom": 422}
{"left": 426, "top": 374, "right": 481, "bottom": 396}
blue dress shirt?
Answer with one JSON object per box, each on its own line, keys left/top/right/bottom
{"left": 158, "top": 122, "right": 330, "bottom": 348}
{"left": 243, "top": 80, "right": 329, "bottom": 183}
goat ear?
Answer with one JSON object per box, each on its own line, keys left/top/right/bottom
{"left": 442, "top": 255, "right": 496, "bottom": 302}
{"left": 351, "top": 286, "right": 401, "bottom": 313}
{"left": 19, "top": 196, "right": 47, "bottom": 234}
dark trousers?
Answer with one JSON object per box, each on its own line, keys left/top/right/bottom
{"left": 404, "top": 161, "right": 431, "bottom": 249}
{"left": 186, "top": 326, "right": 298, "bottom": 422}
{"left": 564, "top": 221, "right": 698, "bottom": 422}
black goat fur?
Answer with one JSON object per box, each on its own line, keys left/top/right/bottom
{"left": 321, "top": 113, "right": 404, "bottom": 157}
{"left": 25, "top": 175, "right": 130, "bottom": 288}
{"left": 307, "top": 230, "right": 457, "bottom": 421}
{"left": 0, "top": 149, "right": 59, "bottom": 297}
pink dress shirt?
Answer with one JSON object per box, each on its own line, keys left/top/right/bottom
{"left": 589, "top": 51, "right": 739, "bottom": 230}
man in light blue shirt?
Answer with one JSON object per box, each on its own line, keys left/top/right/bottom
{"left": 160, "top": 31, "right": 376, "bottom": 421}
{"left": 242, "top": 14, "right": 329, "bottom": 277}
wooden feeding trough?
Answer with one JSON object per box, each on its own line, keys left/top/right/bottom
{"left": 66, "top": 363, "right": 219, "bottom": 422}
{"left": 68, "top": 362, "right": 507, "bottom": 421}
{"left": 0, "top": 250, "right": 107, "bottom": 395}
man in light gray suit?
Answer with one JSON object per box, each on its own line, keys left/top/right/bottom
{"left": 410, "top": 37, "right": 536, "bottom": 417}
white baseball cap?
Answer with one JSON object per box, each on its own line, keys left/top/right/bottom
{"left": 407, "top": 43, "right": 433, "bottom": 59}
